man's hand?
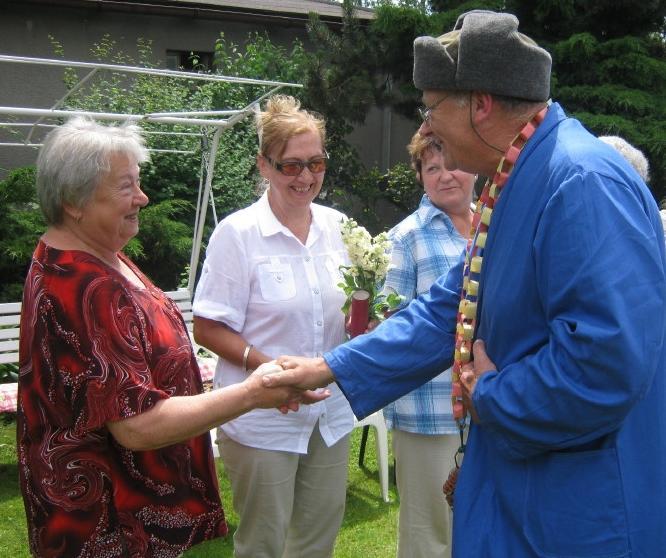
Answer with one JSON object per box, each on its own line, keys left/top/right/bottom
{"left": 460, "top": 339, "right": 496, "bottom": 424}
{"left": 262, "top": 356, "right": 335, "bottom": 391}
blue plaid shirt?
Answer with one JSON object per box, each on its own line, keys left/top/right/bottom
{"left": 382, "top": 195, "right": 467, "bottom": 434}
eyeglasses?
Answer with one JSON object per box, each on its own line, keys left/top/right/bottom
{"left": 265, "top": 153, "right": 329, "bottom": 176}
{"left": 418, "top": 94, "right": 451, "bottom": 124}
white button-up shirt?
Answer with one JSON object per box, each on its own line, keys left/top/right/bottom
{"left": 193, "top": 192, "right": 354, "bottom": 453}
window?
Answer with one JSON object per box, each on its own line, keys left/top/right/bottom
{"left": 165, "top": 50, "right": 214, "bottom": 72}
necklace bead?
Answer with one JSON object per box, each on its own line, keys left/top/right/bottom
{"left": 451, "top": 107, "right": 548, "bottom": 424}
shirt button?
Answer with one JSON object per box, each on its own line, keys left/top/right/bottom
{"left": 316, "top": 320, "right": 323, "bottom": 326}
{"left": 313, "top": 288, "right": 320, "bottom": 295}
{"left": 305, "top": 256, "right": 311, "bottom": 262}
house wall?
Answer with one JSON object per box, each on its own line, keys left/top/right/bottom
{"left": 0, "top": 2, "right": 414, "bottom": 178}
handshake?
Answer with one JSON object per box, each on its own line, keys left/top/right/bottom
{"left": 244, "top": 356, "right": 336, "bottom": 413}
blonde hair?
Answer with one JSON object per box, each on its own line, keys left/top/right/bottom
{"left": 407, "top": 131, "right": 441, "bottom": 178}
{"left": 256, "top": 95, "right": 326, "bottom": 158}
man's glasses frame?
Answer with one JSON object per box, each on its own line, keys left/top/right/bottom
{"left": 418, "top": 94, "right": 451, "bottom": 124}
{"left": 265, "top": 152, "right": 329, "bottom": 176}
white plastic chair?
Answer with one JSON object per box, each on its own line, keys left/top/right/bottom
{"left": 354, "top": 410, "right": 390, "bottom": 502}
{"left": 210, "top": 428, "right": 220, "bottom": 458}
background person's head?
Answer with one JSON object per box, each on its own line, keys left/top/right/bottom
{"left": 407, "top": 131, "right": 474, "bottom": 215}
{"left": 36, "top": 117, "right": 149, "bottom": 226}
{"left": 599, "top": 135, "right": 650, "bottom": 183}
{"left": 408, "top": 131, "right": 439, "bottom": 180}
{"left": 256, "top": 95, "right": 328, "bottom": 212}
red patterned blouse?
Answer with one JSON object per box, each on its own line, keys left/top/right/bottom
{"left": 17, "top": 240, "right": 227, "bottom": 558}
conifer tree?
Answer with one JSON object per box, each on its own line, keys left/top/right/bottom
{"left": 313, "top": 0, "right": 666, "bottom": 201}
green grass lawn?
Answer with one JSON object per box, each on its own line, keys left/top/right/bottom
{"left": 0, "top": 417, "right": 398, "bottom": 557}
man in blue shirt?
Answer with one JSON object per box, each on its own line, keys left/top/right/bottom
{"left": 266, "top": 10, "right": 666, "bottom": 557}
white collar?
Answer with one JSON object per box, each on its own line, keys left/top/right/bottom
{"left": 256, "top": 190, "right": 322, "bottom": 246}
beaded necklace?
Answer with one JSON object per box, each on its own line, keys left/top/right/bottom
{"left": 451, "top": 106, "right": 548, "bottom": 425}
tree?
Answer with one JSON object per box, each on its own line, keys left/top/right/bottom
{"left": 508, "top": 0, "right": 666, "bottom": 41}
{"left": 309, "top": 0, "right": 666, "bottom": 204}
{"left": 301, "top": 0, "right": 436, "bottom": 227}
{"left": 503, "top": 1, "right": 666, "bottom": 201}
{"left": 0, "top": 167, "right": 44, "bottom": 301}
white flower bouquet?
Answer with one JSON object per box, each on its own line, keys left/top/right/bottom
{"left": 339, "top": 218, "right": 403, "bottom": 336}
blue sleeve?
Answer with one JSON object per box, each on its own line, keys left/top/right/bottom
{"left": 475, "top": 172, "right": 666, "bottom": 459}
{"left": 325, "top": 253, "right": 465, "bottom": 419}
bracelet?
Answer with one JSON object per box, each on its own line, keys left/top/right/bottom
{"left": 242, "top": 344, "right": 253, "bottom": 373}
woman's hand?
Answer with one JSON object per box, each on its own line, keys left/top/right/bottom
{"left": 266, "top": 356, "right": 336, "bottom": 391}
{"left": 245, "top": 362, "right": 330, "bottom": 412}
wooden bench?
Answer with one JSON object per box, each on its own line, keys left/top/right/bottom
{"left": 0, "top": 301, "right": 21, "bottom": 413}
{"left": 0, "top": 287, "right": 220, "bottom": 455}
{"left": 166, "top": 288, "right": 194, "bottom": 333}
{"left": 0, "top": 288, "right": 216, "bottom": 411}
{"left": 0, "top": 301, "right": 21, "bottom": 368}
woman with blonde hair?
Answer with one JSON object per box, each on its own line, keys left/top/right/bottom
{"left": 193, "top": 95, "right": 354, "bottom": 558}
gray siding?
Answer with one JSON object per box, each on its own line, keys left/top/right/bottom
{"left": 0, "top": 1, "right": 412, "bottom": 176}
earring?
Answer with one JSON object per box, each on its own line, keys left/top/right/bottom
{"left": 256, "top": 178, "right": 270, "bottom": 195}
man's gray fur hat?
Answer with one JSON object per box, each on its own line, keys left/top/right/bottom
{"left": 413, "top": 10, "right": 552, "bottom": 101}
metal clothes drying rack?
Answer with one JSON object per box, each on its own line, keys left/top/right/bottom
{"left": 0, "top": 53, "right": 302, "bottom": 292}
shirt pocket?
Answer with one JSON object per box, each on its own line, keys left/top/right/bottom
{"left": 257, "top": 262, "right": 296, "bottom": 301}
{"left": 325, "top": 255, "right": 345, "bottom": 290}
{"left": 523, "top": 447, "right": 629, "bottom": 557}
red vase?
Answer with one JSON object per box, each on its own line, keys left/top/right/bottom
{"left": 349, "top": 290, "right": 370, "bottom": 338}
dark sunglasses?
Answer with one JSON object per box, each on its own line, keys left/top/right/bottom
{"left": 265, "top": 153, "right": 328, "bottom": 176}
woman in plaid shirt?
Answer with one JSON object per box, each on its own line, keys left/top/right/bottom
{"left": 382, "top": 132, "right": 475, "bottom": 558}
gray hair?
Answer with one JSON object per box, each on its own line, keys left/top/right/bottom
{"left": 448, "top": 90, "right": 544, "bottom": 122}
{"left": 36, "top": 116, "right": 150, "bottom": 225}
{"left": 599, "top": 135, "right": 650, "bottom": 183}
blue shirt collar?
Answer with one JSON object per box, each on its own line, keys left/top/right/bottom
{"left": 416, "top": 194, "right": 457, "bottom": 232}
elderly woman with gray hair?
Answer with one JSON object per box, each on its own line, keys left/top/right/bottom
{"left": 16, "top": 117, "right": 325, "bottom": 558}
